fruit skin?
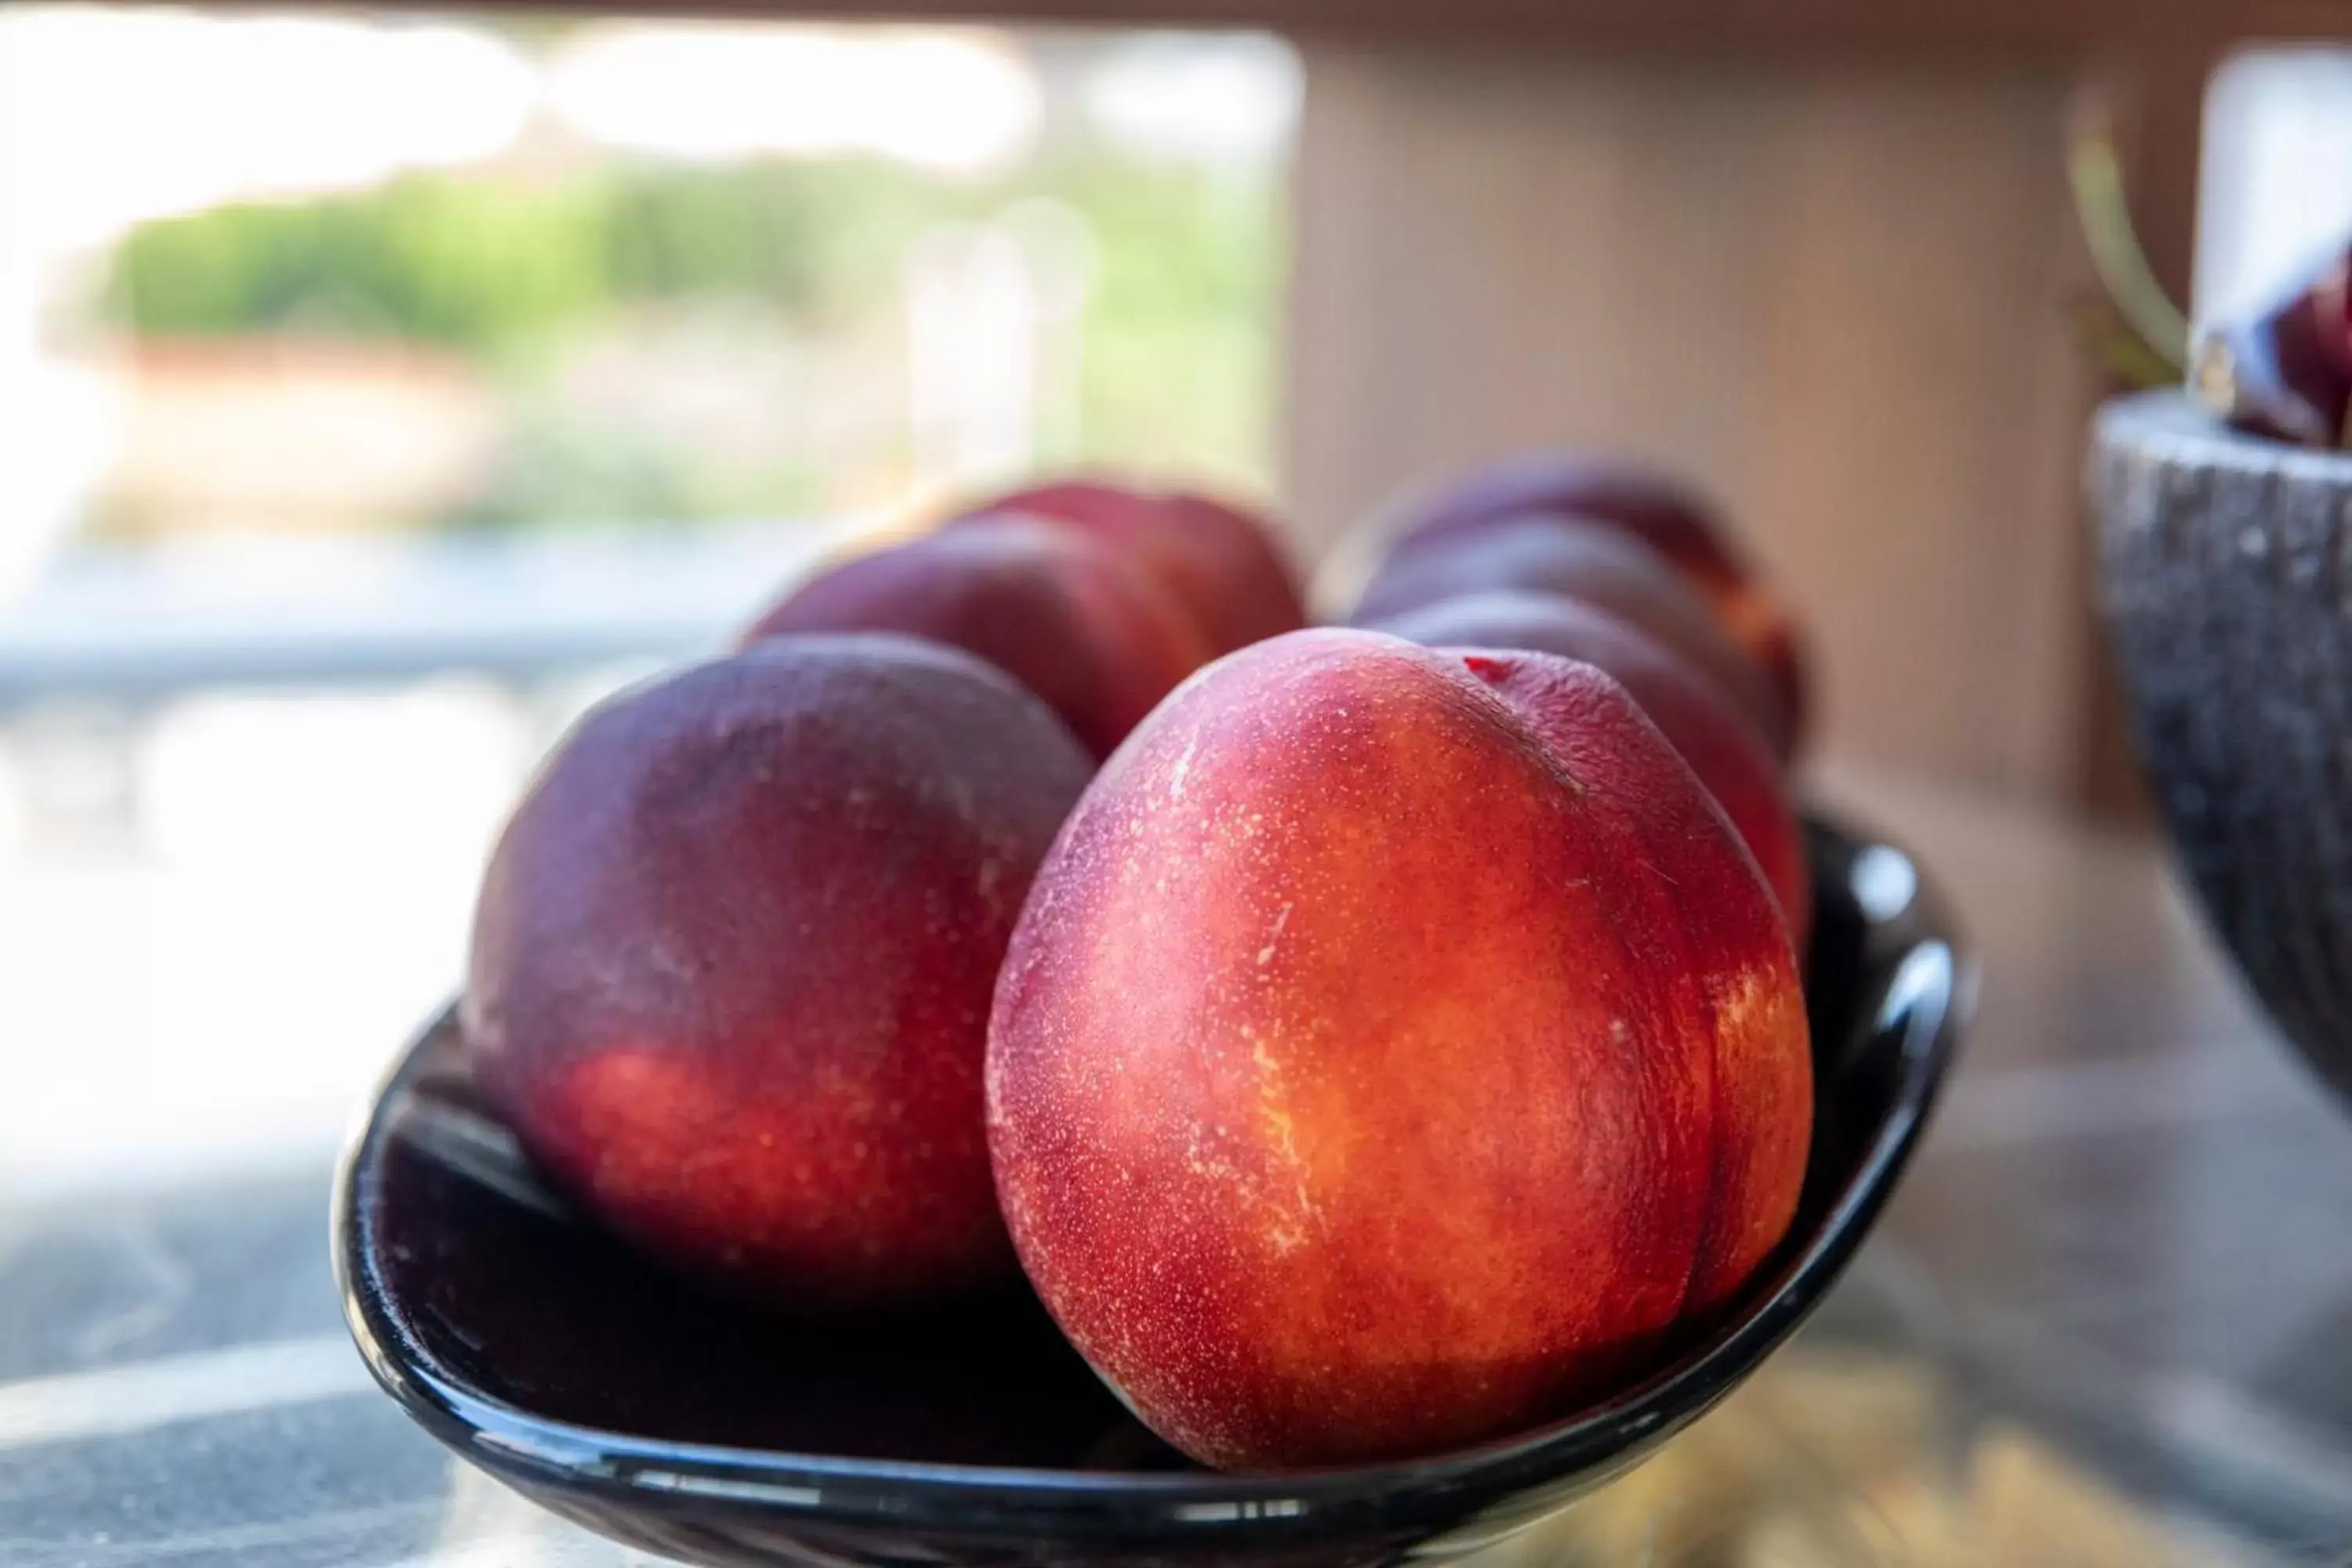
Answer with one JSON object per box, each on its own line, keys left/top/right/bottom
{"left": 467, "top": 636, "right": 1094, "bottom": 1307}
{"left": 1390, "top": 455, "right": 1809, "bottom": 747}
{"left": 742, "top": 514, "right": 1212, "bottom": 758}
{"left": 966, "top": 480, "right": 1306, "bottom": 655}
{"left": 1457, "top": 646, "right": 1810, "bottom": 1315}
{"left": 987, "top": 628, "right": 1812, "bottom": 1470}
{"left": 1364, "top": 590, "right": 1810, "bottom": 946}
{"left": 1353, "top": 517, "right": 1791, "bottom": 757}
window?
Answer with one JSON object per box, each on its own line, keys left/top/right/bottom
{"left": 0, "top": 7, "right": 1298, "bottom": 1175}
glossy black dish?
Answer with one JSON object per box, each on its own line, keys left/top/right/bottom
{"left": 336, "top": 812, "right": 1968, "bottom": 1568}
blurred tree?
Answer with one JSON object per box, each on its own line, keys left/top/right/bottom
{"left": 97, "top": 153, "right": 1281, "bottom": 526}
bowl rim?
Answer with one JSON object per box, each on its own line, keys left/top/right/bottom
{"left": 2096, "top": 389, "right": 2352, "bottom": 484}
{"left": 333, "top": 811, "right": 1969, "bottom": 1540}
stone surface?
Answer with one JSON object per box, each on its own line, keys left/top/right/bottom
{"left": 2093, "top": 391, "right": 2352, "bottom": 1102}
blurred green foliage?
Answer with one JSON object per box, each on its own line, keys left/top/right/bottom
{"left": 105, "top": 176, "right": 613, "bottom": 353}
{"left": 100, "top": 154, "right": 1282, "bottom": 521}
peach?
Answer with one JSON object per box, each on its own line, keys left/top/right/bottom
{"left": 466, "top": 636, "right": 1093, "bottom": 1306}
{"left": 988, "top": 629, "right": 1811, "bottom": 1470}
{"left": 1392, "top": 455, "right": 1809, "bottom": 747}
{"left": 1353, "top": 517, "right": 1792, "bottom": 757}
{"left": 1458, "top": 644, "right": 1809, "bottom": 1315}
{"left": 1364, "top": 590, "right": 1810, "bottom": 946}
{"left": 742, "top": 514, "right": 1212, "bottom": 758}
{"left": 969, "top": 480, "right": 1305, "bottom": 655}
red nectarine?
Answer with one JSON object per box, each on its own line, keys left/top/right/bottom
{"left": 1390, "top": 454, "right": 1809, "bottom": 746}
{"left": 467, "top": 636, "right": 1093, "bottom": 1306}
{"left": 1460, "top": 646, "right": 1811, "bottom": 1316}
{"left": 1353, "top": 517, "right": 1792, "bottom": 757}
{"left": 741, "top": 515, "right": 1211, "bottom": 758}
{"left": 1365, "top": 590, "right": 1810, "bottom": 946}
{"left": 988, "top": 629, "right": 1811, "bottom": 1469}
{"left": 969, "top": 480, "right": 1305, "bottom": 655}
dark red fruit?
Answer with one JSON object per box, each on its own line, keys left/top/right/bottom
{"left": 1354, "top": 517, "right": 1792, "bottom": 757}
{"left": 1368, "top": 589, "right": 1809, "bottom": 946}
{"left": 742, "top": 515, "right": 1211, "bottom": 758}
{"left": 466, "top": 636, "right": 1093, "bottom": 1306}
{"left": 1388, "top": 455, "right": 1809, "bottom": 749}
{"left": 965, "top": 480, "right": 1305, "bottom": 655}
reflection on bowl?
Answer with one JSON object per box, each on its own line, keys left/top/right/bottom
{"left": 2094, "top": 391, "right": 2352, "bottom": 1104}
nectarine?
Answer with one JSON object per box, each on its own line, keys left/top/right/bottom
{"left": 988, "top": 629, "right": 1811, "bottom": 1469}
{"left": 1391, "top": 455, "right": 1809, "bottom": 747}
{"left": 467, "top": 636, "right": 1093, "bottom": 1306}
{"left": 1459, "top": 645, "right": 1810, "bottom": 1314}
{"left": 742, "top": 514, "right": 1211, "bottom": 758}
{"left": 1365, "top": 590, "right": 1809, "bottom": 946}
{"left": 969, "top": 480, "right": 1305, "bottom": 655}
{"left": 1353, "top": 517, "right": 1792, "bottom": 757}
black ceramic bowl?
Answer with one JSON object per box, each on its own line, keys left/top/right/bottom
{"left": 2095, "top": 393, "right": 2352, "bottom": 1103}
{"left": 336, "top": 813, "right": 1965, "bottom": 1568}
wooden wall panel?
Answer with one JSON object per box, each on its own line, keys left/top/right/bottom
{"left": 1287, "top": 49, "right": 2111, "bottom": 800}
{"left": 2078, "top": 49, "right": 2212, "bottom": 818}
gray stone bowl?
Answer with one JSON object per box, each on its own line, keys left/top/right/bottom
{"left": 2094, "top": 391, "right": 2352, "bottom": 1101}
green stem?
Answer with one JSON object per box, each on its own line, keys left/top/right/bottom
{"left": 2067, "top": 107, "right": 2192, "bottom": 383}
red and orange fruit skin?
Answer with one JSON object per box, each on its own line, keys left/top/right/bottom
{"left": 1388, "top": 454, "right": 1809, "bottom": 750}
{"left": 969, "top": 480, "right": 1306, "bottom": 656}
{"left": 1365, "top": 589, "right": 1810, "bottom": 949}
{"left": 986, "top": 629, "right": 1811, "bottom": 1471}
{"left": 1353, "top": 517, "right": 1792, "bottom": 759}
{"left": 466, "top": 636, "right": 1094, "bottom": 1308}
{"left": 1460, "top": 646, "right": 1813, "bottom": 1316}
{"left": 742, "top": 514, "right": 1211, "bottom": 759}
